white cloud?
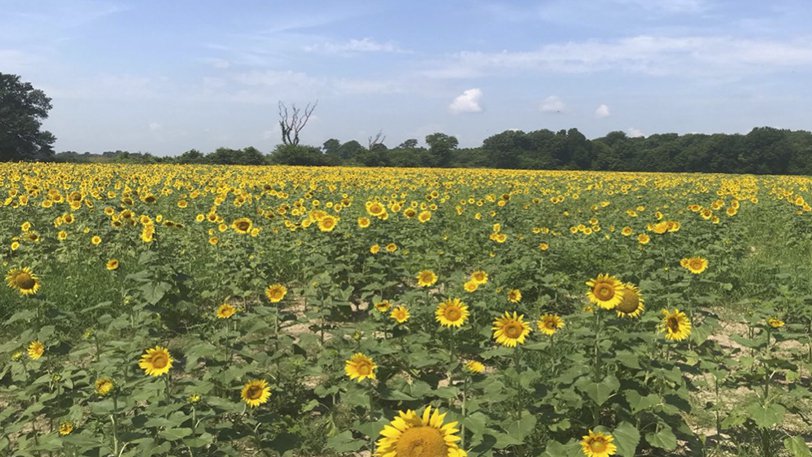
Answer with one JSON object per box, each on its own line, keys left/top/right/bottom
{"left": 149, "top": 122, "right": 162, "bottom": 131}
{"left": 595, "top": 104, "right": 611, "bottom": 118}
{"left": 304, "top": 37, "right": 405, "bottom": 55}
{"left": 424, "top": 35, "right": 812, "bottom": 78}
{"left": 627, "top": 127, "right": 645, "bottom": 137}
{"left": 449, "top": 88, "right": 483, "bottom": 114}
{"left": 540, "top": 95, "right": 566, "bottom": 113}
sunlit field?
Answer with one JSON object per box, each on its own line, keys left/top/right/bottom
{"left": 2, "top": 163, "right": 811, "bottom": 457}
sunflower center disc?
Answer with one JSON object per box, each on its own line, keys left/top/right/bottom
{"left": 504, "top": 322, "right": 523, "bottom": 338}
{"left": 357, "top": 363, "right": 371, "bottom": 375}
{"left": 151, "top": 354, "right": 168, "bottom": 369}
{"left": 667, "top": 317, "right": 680, "bottom": 332}
{"left": 590, "top": 439, "right": 607, "bottom": 453}
{"left": 16, "top": 273, "right": 35, "bottom": 289}
{"left": 596, "top": 285, "right": 614, "bottom": 300}
{"left": 446, "top": 308, "right": 461, "bottom": 321}
{"left": 246, "top": 386, "right": 263, "bottom": 400}
{"left": 616, "top": 292, "right": 639, "bottom": 313}
{"left": 395, "top": 426, "right": 446, "bottom": 457}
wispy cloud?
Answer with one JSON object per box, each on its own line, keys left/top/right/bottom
{"left": 449, "top": 88, "right": 483, "bottom": 114}
{"left": 424, "top": 35, "right": 812, "bottom": 78}
{"left": 303, "top": 37, "right": 406, "bottom": 55}
{"left": 540, "top": 96, "right": 566, "bottom": 113}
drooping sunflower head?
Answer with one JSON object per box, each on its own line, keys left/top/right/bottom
{"left": 660, "top": 309, "right": 692, "bottom": 341}
{"left": 27, "top": 340, "right": 45, "bottom": 360}
{"left": 241, "top": 379, "right": 271, "bottom": 408}
{"left": 374, "top": 300, "right": 392, "bottom": 313}
{"left": 435, "top": 298, "right": 469, "bottom": 328}
{"left": 216, "top": 303, "right": 237, "bottom": 319}
{"left": 345, "top": 353, "right": 377, "bottom": 382}
{"left": 767, "top": 317, "right": 785, "bottom": 329}
{"left": 683, "top": 256, "right": 708, "bottom": 274}
{"left": 416, "top": 270, "right": 438, "bottom": 288}
{"left": 615, "top": 283, "right": 645, "bottom": 318}
{"left": 265, "top": 283, "right": 288, "bottom": 303}
{"left": 95, "top": 377, "right": 114, "bottom": 396}
{"left": 464, "top": 360, "right": 485, "bottom": 374}
{"left": 537, "top": 314, "right": 565, "bottom": 336}
{"left": 390, "top": 306, "right": 410, "bottom": 324}
{"left": 580, "top": 430, "right": 617, "bottom": 457}
{"left": 5, "top": 267, "right": 41, "bottom": 296}
{"left": 375, "top": 405, "right": 467, "bottom": 457}
{"left": 585, "top": 274, "right": 625, "bottom": 310}
{"left": 106, "top": 259, "right": 120, "bottom": 271}
{"left": 507, "top": 289, "right": 522, "bottom": 303}
{"left": 58, "top": 421, "right": 74, "bottom": 436}
{"left": 492, "top": 311, "right": 531, "bottom": 347}
{"left": 138, "top": 346, "right": 173, "bottom": 377}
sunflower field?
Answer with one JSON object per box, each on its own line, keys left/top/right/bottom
{"left": 2, "top": 163, "right": 812, "bottom": 457}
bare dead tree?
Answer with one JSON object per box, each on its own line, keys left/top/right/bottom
{"left": 278, "top": 101, "right": 317, "bottom": 146}
{"left": 368, "top": 130, "right": 386, "bottom": 150}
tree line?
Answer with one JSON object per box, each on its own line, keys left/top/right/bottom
{"left": 50, "top": 127, "right": 812, "bottom": 175}
{"left": 4, "top": 71, "right": 812, "bottom": 174}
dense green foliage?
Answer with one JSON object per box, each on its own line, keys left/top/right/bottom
{"left": 0, "top": 73, "right": 56, "bottom": 162}
{"left": 51, "top": 127, "right": 812, "bottom": 175}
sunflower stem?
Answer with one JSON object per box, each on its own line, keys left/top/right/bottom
{"left": 461, "top": 376, "right": 468, "bottom": 449}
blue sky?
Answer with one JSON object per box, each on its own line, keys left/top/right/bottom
{"left": 3, "top": 0, "right": 812, "bottom": 154}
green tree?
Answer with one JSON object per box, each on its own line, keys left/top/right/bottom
{"left": 0, "top": 73, "right": 56, "bottom": 161}
{"left": 425, "top": 132, "right": 458, "bottom": 167}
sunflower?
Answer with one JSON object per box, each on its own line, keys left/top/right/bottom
{"left": 216, "top": 303, "right": 237, "bottom": 319}
{"left": 91, "top": 235, "right": 102, "bottom": 245}
{"left": 637, "top": 233, "right": 650, "bottom": 245}
{"left": 231, "top": 217, "right": 253, "bottom": 234}
{"left": 537, "top": 314, "right": 565, "bottom": 336}
{"left": 621, "top": 226, "right": 633, "bottom": 236}
{"left": 538, "top": 241, "right": 549, "bottom": 251}
{"left": 464, "top": 360, "right": 485, "bottom": 374}
{"left": 682, "top": 256, "right": 708, "bottom": 274}
{"left": 95, "top": 377, "right": 114, "bottom": 396}
{"left": 358, "top": 217, "right": 371, "bottom": 228}
{"left": 767, "top": 317, "right": 785, "bottom": 329}
{"left": 370, "top": 244, "right": 381, "bottom": 254}
{"left": 615, "top": 283, "right": 645, "bottom": 318}
{"left": 470, "top": 270, "right": 488, "bottom": 285}
{"left": 58, "top": 421, "right": 74, "bottom": 436}
{"left": 660, "top": 309, "right": 692, "bottom": 341}
{"left": 374, "top": 300, "right": 392, "bottom": 313}
{"left": 27, "top": 340, "right": 45, "bottom": 360}
{"left": 241, "top": 379, "right": 271, "bottom": 407}
{"left": 318, "top": 215, "right": 339, "bottom": 232}
{"left": 139, "top": 346, "right": 173, "bottom": 376}
{"left": 436, "top": 298, "right": 469, "bottom": 328}
{"left": 5, "top": 267, "right": 41, "bottom": 296}
{"left": 390, "top": 305, "right": 410, "bottom": 324}
{"left": 418, "top": 210, "right": 432, "bottom": 223}
{"left": 375, "top": 405, "right": 467, "bottom": 457}
{"left": 650, "top": 221, "right": 669, "bottom": 234}
{"left": 586, "top": 274, "right": 625, "bottom": 310}
{"left": 463, "top": 280, "right": 478, "bottom": 293}
{"left": 581, "top": 430, "right": 617, "bottom": 457}
{"left": 106, "top": 259, "right": 120, "bottom": 271}
{"left": 416, "top": 270, "right": 438, "bottom": 288}
{"left": 265, "top": 283, "right": 288, "bottom": 303}
{"left": 345, "top": 353, "right": 377, "bottom": 382}
{"left": 507, "top": 289, "right": 522, "bottom": 303}
{"left": 386, "top": 243, "right": 398, "bottom": 253}
{"left": 492, "top": 311, "right": 531, "bottom": 347}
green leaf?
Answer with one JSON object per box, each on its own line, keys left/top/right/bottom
{"left": 747, "top": 402, "right": 786, "bottom": 428}
{"left": 613, "top": 422, "right": 640, "bottom": 457}
{"left": 326, "top": 430, "right": 364, "bottom": 452}
{"left": 646, "top": 425, "right": 677, "bottom": 451}
{"left": 542, "top": 439, "right": 582, "bottom": 457}
{"left": 504, "top": 413, "right": 536, "bottom": 441}
{"left": 624, "top": 389, "right": 660, "bottom": 414}
{"left": 159, "top": 428, "right": 193, "bottom": 441}
{"left": 784, "top": 436, "right": 812, "bottom": 457}
{"left": 463, "top": 412, "right": 488, "bottom": 436}
{"left": 575, "top": 375, "right": 619, "bottom": 407}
